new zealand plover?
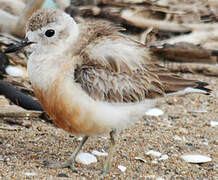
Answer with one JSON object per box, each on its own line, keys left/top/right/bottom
{"left": 5, "top": 8, "right": 211, "bottom": 175}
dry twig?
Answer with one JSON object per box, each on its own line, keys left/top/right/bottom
{"left": 151, "top": 43, "right": 217, "bottom": 64}
{"left": 0, "top": 0, "right": 45, "bottom": 38}
{"left": 164, "top": 62, "right": 218, "bottom": 77}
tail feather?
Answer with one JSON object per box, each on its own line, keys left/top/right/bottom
{"left": 148, "top": 64, "right": 211, "bottom": 96}
{"left": 194, "top": 82, "right": 211, "bottom": 94}
{"left": 157, "top": 74, "right": 211, "bottom": 95}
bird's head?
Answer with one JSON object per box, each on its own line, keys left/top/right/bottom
{"left": 5, "top": 8, "right": 79, "bottom": 54}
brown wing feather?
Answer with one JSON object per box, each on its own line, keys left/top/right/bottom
{"left": 74, "top": 61, "right": 210, "bottom": 103}
{"left": 73, "top": 21, "right": 210, "bottom": 103}
{"left": 74, "top": 63, "right": 164, "bottom": 103}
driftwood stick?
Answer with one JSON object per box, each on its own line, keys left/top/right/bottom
{"left": 0, "top": 126, "right": 20, "bottom": 131}
{"left": 151, "top": 43, "right": 217, "bottom": 64}
{"left": 0, "top": 80, "right": 43, "bottom": 111}
{"left": 0, "top": 0, "right": 25, "bottom": 16}
{"left": 0, "top": 0, "right": 45, "bottom": 38}
{"left": 0, "top": 10, "right": 18, "bottom": 34}
{"left": 156, "top": 30, "right": 218, "bottom": 46}
{"left": 121, "top": 10, "right": 218, "bottom": 32}
{"left": 14, "top": 0, "right": 45, "bottom": 38}
{"left": 164, "top": 62, "right": 218, "bottom": 77}
{"left": 54, "top": 0, "right": 70, "bottom": 10}
{"left": 121, "top": 10, "right": 190, "bottom": 32}
{"left": 0, "top": 105, "right": 41, "bottom": 118}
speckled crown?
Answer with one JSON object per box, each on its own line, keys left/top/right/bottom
{"left": 27, "top": 8, "right": 62, "bottom": 32}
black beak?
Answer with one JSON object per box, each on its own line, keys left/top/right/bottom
{"left": 4, "top": 38, "right": 35, "bottom": 54}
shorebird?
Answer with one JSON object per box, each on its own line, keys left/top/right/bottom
{"left": 5, "top": 8, "right": 210, "bottom": 175}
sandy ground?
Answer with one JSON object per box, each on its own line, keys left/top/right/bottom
{"left": 0, "top": 73, "right": 217, "bottom": 180}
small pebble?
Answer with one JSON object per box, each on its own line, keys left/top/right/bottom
{"left": 182, "top": 154, "right": 212, "bottom": 163}
{"left": 156, "top": 177, "right": 165, "bottom": 180}
{"left": 146, "top": 150, "right": 161, "bottom": 157}
{"left": 5, "top": 157, "right": 10, "bottom": 162}
{"left": 5, "top": 65, "right": 24, "bottom": 77}
{"left": 210, "top": 121, "right": 218, "bottom": 127}
{"left": 75, "top": 136, "right": 83, "bottom": 141}
{"left": 159, "top": 154, "right": 168, "bottom": 161}
{"left": 100, "top": 136, "right": 108, "bottom": 140}
{"left": 57, "top": 173, "right": 69, "bottom": 178}
{"left": 213, "top": 139, "right": 218, "bottom": 145}
{"left": 151, "top": 159, "right": 158, "bottom": 164}
{"left": 75, "top": 152, "right": 97, "bottom": 165}
{"left": 23, "top": 172, "right": 37, "bottom": 176}
{"left": 118, "top": 165, "right": 126, "bottom": 172}
{"left": 174, "top": 135, "right": 183, "bottom": 141}
{"left": 146, "top": 175, "right": 155, "bottom": 178}
{"left": 177, "top": 127, "right": 188, "bottom": 135}
{"left": 145, "top": 108, "right": 164, "bottom": 116}
{"left": 202, "top": 141, "right": 209, "bottom": 146}
{"left": 189, "top": 110, "right": 207, "bottom": 113}
{"left": 135, "top": 156, "right": 147, "bottom": 163}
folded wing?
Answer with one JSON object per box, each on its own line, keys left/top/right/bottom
{"left": 74, "top": 33, "right": 210, "bottom": 103}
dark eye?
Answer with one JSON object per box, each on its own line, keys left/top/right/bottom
{"left": 45, "top": 29, "right": 55, "bottom": 37}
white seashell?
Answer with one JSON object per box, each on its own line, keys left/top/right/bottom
{"left": 146, "top": 175, "right": 155, "bottom": 178}
{"left": 76, "top": 136, "right": 83, "bottom": 141}
{"left": 159, "top": 154, "right": 168, "bottom": 160}
{"left": 182, "top": 154, "right": 212, "bottom": 163}
{"left": 146, "top": 150, "right": 162, "bottom": 157}
{"left": 156, "top": 177, "right": 165, "bottom": 180}
{"left": 99, "top": 136, "right": 108, "bottom": 140}
{"left": 75, "top": 152, "right": 97, "bottom": 165}
{"left": 23, "top": 172, "right": 37, "bottom": 176}
{"left": 145, "top": 108, "right": 164, "bottom": 116}
{"left": 188, "top": 110, "right": 207, "bottom": 113}
{"left": 210, "top": 121, "right": 218, "bottom": 127}
{"left": 174, "top": 135, "right": 182, "bottom": 141}
{"left": 151, "top": 159, "right": 158, "bottom": 164}
{"left": 118, "top": 165, "right": 126, "bottom": 172}
{"left": 5, "top": 65, "right": 24, "bottom": 77}
{"left": 135, "top": 156, "right": 147, "bottom": 163}
{"left": 91, "top": 150, "right": 108, "bottom": 156}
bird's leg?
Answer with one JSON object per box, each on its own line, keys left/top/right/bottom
{"left": 102, "top": 130, "right": 116, "bottom": 176}
{"left": 44, "top": 136, "right": 89, "bottom": 170}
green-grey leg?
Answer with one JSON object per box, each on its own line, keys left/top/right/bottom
{"left": 44, "top": 136, "right": 89, "bottom": 169}
{"left": 102, "top": 130, "right": 116, "bottom": 176}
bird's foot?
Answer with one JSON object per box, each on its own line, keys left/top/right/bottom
{"left": 43, "top": 160, "right": 84, "bottom": 173}
{"left": 43, "top": 160, "right": 110, "bottom": 177}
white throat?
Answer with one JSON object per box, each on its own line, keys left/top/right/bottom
{"left": 27, "top": 53, "right": 63, "bottom": 91}
{"left": 27, "top": 18, "right": 79, "bottom": 90}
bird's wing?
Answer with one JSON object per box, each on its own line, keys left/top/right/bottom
{"left": 74, "top": 33, "right": 210, "bottom": 103}
{"left": 74, "top": 35, "right": 165, "bottom": 103}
